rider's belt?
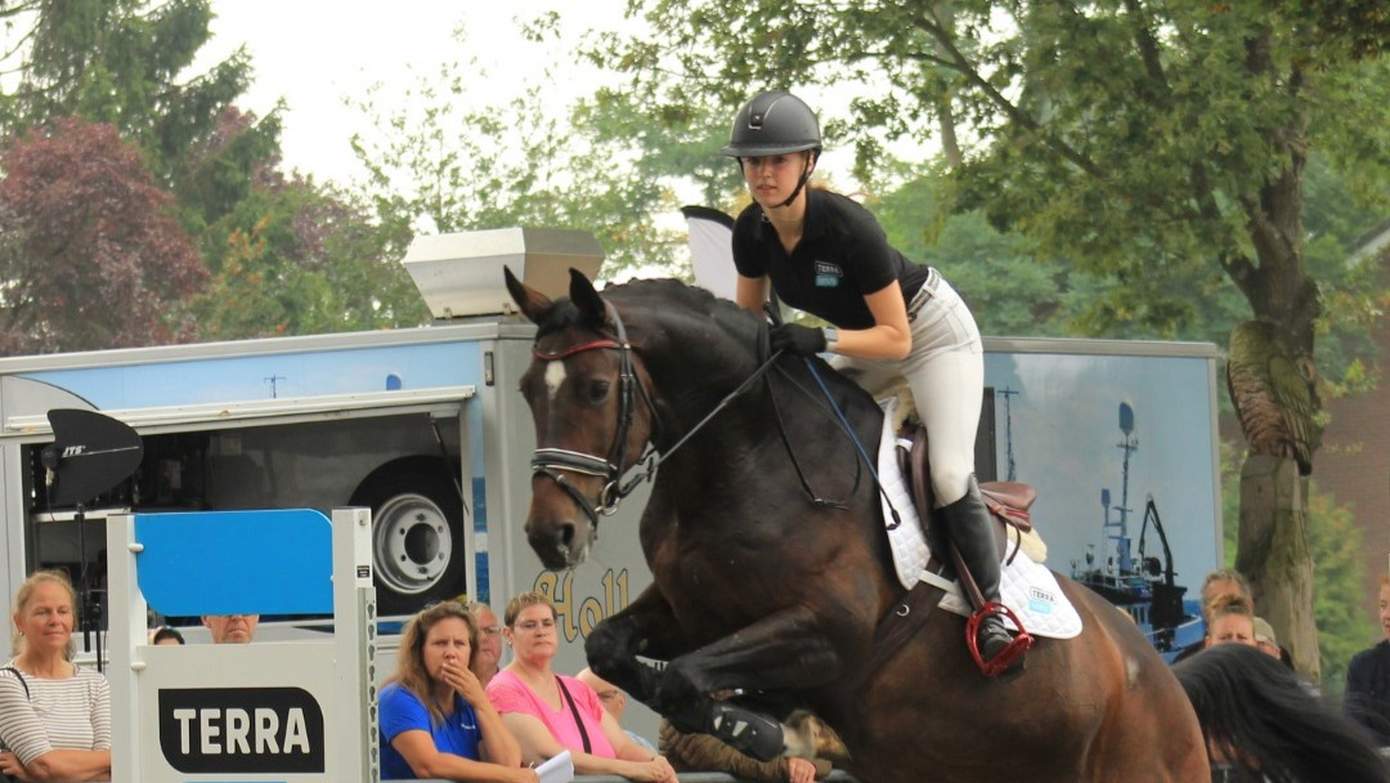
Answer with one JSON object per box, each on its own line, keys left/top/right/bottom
{"left": 906, "top": 267, "right": 941, "bottom": 323}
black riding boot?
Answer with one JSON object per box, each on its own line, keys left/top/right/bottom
{"left": 939, "top": 477, "right": 1017, "bottom": 666}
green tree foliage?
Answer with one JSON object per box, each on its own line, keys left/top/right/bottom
{"left": 0, "top": 2, "right": 417, "bottom": 345}
{"left": 0, "top": 117, "right": 205, "bottom": 353}
{"left": 0, "top": 0, "right": 260, "bottom": 186}
{"left": 192, "top": 180, "right": 427, "bottom": 340}
{"left": 347, "top": 30, "right": 689, "bottom": 282}
{"left": 577, "top": 87, "right": 742, "bottom": 211}
{"left": 0, "top": 0, "right": 287, "bottom": 256}
{"left": 873, "top": 157, "right": 1381, "bottom": 369}
{"left": 589, "top": 0, "right": 1390, "bottom": 360}
{"left": 190, "top": 109, "right": 427, "bottom": 340}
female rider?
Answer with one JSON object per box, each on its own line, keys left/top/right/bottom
{"left": 723, "top": 89, "right": 1020, "bottom": 670}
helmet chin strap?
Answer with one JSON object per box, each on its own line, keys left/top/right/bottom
{"left": 777, "top": 152, "right": 816, "bottom": 209}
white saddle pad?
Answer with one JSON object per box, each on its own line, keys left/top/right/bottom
{"left": 876, "top": 398, "right": 1083, "bottom": 640}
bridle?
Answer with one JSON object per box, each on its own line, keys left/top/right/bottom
{"left": 529, "top": 297, "right": 889, "bottom": 534}
{"left": 529, "top": 301, "right": 661, "bottom": 532}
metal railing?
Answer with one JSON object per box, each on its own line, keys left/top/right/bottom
{"left": 407, "top": 773, "right": 860, "bottom": 783}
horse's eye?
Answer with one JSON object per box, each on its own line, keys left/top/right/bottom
{"left": 585, "top": 379, "right": 611, "bottom": 405}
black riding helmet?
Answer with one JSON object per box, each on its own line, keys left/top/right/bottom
{"left": 721, "top": 90, "right": 822, "bottom": 158}
{"left": 723, "top": 90, "right": 821, "bottom": 209}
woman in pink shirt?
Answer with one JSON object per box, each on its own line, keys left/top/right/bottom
{"left": 486, "top": 592, "right": 676, "bottom": 782}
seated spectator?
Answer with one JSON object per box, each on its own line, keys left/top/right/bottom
{"left": 467, "top": 600, "right": 504, "bottom": 688}
{"left": 1174, "top": 568, "right": 1255, "bottom": 662}
{"left": 1205, "top": 594, "right": 1256, "bottom": 649}
{"left": 1175, "top": 643, "right": 1388, "bottom": 782}
{"left": 486, "top": 592, "right": 676, "bottom": 782}
{"left": 0, "top": 570, "right": 111, "bottom": 782}
{"left": 659, "top": 707, "right": 838, "bottom": 783}
{"left": 1201, "top": 568, "right": 1253, "bottom": 608}
{"left": 201, "top": 613, "right": 258, "bottom": 644}
{"left": 1346, "top": 574, "right": 1390, "bottom": 745}
{"left": 151, "top": 626, "right": 185, "bottom": 646}
{"left": 379, "top": 601, "right": 532, "bottom": 782}
{"left": 576, "top": 667, "right": 656, "bottom": 752}
{"left": 1252, "top": 617, "right": 1282, "bottom": 660}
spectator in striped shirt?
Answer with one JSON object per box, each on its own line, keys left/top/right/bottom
{"left": 0, "top": 569, "right": 110, "bottom": 781}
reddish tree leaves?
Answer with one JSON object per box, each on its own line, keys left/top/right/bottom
{"left": 0, "top": 117, "right": 206, "bottom": 353}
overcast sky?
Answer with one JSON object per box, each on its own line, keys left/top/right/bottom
{"left": 197, "top": 1, "right": 629, "bottom": 188}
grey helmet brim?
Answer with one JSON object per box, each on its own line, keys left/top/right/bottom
{"left": 720, "top": 140, "right": 821, "bottom": 158}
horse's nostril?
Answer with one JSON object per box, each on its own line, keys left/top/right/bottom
{"left": 559, "top": 522, "right": 576, "bottom": 548}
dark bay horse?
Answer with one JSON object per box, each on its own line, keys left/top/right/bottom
{"left": 505, "top": 269, "right": 1209, "bottom": 783}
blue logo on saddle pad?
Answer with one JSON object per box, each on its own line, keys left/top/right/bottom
{"left": 814, "top": 260, "right": 842, "bottom": 287}
{"left": 1027, "top": 586, "right": 1056, "bottom": 615}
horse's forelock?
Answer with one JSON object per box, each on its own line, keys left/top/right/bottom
{"left": 532, "top": 299, "right": 584, "bottom": 339}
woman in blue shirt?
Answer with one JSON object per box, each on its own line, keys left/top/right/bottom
{"left": 379, "top": 601, "right": 535, "bottom": 782}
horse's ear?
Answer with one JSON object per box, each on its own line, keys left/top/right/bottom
{"left": 569, "top": 268, "right": 607, "bottom": 327}
{"left": 504, "top": 265, "right": 552, "bottom": 324}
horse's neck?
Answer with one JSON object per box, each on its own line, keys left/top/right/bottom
{"left": 651, "top": 353, "right": 881, "bottom": 505}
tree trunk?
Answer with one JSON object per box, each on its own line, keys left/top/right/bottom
{"left": 937, "top": 100, "right": 962, "bottom": 170}
{"left": 932, "top": 2, "right": 962, "bottom": 169}
{"left": 1235, "top": 454, "right": 1319, "bottom": 679}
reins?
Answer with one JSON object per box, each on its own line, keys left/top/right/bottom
{"left": 760, "top": 300, "right": 902, "bottom": 528}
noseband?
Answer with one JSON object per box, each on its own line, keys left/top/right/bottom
{"left": 530, "top": 301, "right": 660, "bottom": 532}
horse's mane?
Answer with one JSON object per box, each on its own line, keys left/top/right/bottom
{"left": 536, "top": 277, "right": 762, "bottom": 349}
{"left": 534, "top": 276, "right": 874, "bottom": 419}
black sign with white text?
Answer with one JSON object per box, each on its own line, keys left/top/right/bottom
{"left": 157, "top": 687, "right": 325, "bottom": 773}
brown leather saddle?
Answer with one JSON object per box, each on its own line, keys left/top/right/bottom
{"left": 866, "top": 423, "right": 1043, "bottom": 677}
{"left": 895, "top": 423, "right": 1037, "bottom": 570}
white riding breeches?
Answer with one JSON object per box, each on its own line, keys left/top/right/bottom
{"left": 829, "top": 272, "right": 984, "bottom": 507}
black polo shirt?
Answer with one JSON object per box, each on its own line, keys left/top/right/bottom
{"left": 732, "top": 189, "right": 931, "bottom": 330}
{"left": 1346, "top": 639, "right": 1390, "bottom": 744}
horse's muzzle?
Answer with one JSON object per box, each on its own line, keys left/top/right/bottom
{"left": 525, "top": 516, "right": 591, "bottom": 570}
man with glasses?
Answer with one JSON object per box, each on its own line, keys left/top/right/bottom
{"left": 464, "top": 600, "right": 504, "bottom": 687}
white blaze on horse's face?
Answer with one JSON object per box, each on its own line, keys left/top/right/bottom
{"left": 544, "top": 360, "right": 567, "bottom": 402}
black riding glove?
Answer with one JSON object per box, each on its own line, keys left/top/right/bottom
{"left": 770, "top": 323, "right": 827, "bottom": 356}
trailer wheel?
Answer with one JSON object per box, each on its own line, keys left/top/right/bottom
{"left": 349, "top": 456, "right": 466, "bottom": 615}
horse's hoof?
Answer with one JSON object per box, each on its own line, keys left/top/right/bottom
{"left": 705, "top": 703, "right": 785, "bottom": 762}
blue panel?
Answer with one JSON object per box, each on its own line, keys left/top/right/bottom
{"left": 472, "top": 476, "right": 489, "bottom": 604}
{"left": 475, "top": 553, "right": 490, "bottom": 605}
{"left": 135, "top": 509, "right": 333, "bottom": 616}
{"left": 27, "top": 341, "right": 482, "bottom": 410}
{"left": 472, "top": 477, "right": 487, "bottom": 533}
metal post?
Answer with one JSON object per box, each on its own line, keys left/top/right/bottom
{"left": 106, "top": 513, "right": 145, "bottom": 783}
{"left": 333, "top": 507, "right": 380, "bottom": 782}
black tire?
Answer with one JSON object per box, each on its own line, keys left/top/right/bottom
{"left": 349, "top": 455, "right": 466, "bottom": 616}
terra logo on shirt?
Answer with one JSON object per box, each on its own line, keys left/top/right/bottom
{"left": 814, "top": 260, "right": 843, "bottom": 287}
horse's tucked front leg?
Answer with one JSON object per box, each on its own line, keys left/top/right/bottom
{"left": 656, "top": 605, "right": 843, "bottom": 762}
{"left": 586, "top": 584, "right": 688, "bottom": 704}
